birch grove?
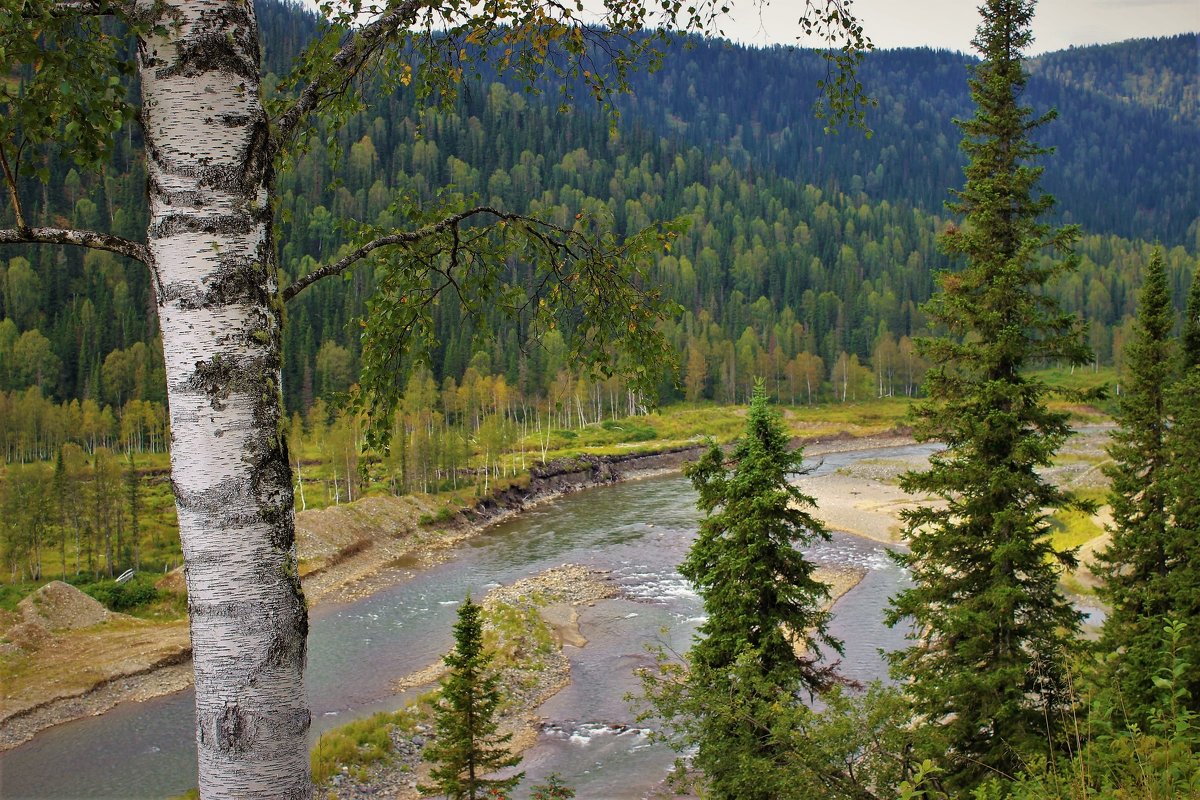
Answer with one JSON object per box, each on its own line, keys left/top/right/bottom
{"left": 1, "top": 0, "right": 869, "bottom": 795}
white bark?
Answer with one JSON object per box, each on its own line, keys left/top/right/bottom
{"left": 139, "top": 1, "right": 310, "bottom": 796}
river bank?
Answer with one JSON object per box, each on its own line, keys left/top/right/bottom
{"left": 313, "top": 559, "right": 866, "bottom": 800}
{"left": 0, "top": 430, "right": 910, "bottom": 751}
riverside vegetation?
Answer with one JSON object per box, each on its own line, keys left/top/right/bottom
{"left": 2, "top": 0, "right": 1196, "bottom": 797}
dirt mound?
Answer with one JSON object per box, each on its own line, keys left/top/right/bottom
{"left": 155, "top": 568, "right": 187, "bottom": 595}
{"left": 296, "top": 494, "right": 436, "bottom": 565}
{"left": 18, "top": 581, "right": 111, "bottom": 631}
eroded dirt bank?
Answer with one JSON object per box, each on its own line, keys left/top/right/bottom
{"left": 0, "top": 433, "right": 905, "bottom": 751}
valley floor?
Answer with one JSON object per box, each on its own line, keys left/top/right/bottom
{"left": 0, "top": 425, "right": 1112, "bottom": 754}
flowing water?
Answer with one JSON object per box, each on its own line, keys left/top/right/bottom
{"left": 0, "top": 443, "right": 938, "bottom": 799}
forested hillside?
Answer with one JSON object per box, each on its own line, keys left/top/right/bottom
{"left": 610, "top": 34, "right": 1199, "bottom": 245}
{"left": 1029, "top": 35, "right": 1199, "bottom": 126}
{"left": 1, "top": 0, "right": 1196, "bottom": 460}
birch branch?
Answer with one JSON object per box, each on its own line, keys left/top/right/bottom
{"left": 270, "top": 0, "right": 424, "bottom": 153}
{"left": 282, "top": 205, "right": 580, "bottom": 301}
{"left": 0, "top": 226, "right": 153, "bottom": 265}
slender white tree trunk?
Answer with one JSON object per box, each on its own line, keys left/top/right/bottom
{"left": 139, "top": 1, "right": 311, "bottom": 796}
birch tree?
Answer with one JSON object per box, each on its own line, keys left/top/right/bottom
{"left": 0, "top": 0, "right": 869, "bottom": 797}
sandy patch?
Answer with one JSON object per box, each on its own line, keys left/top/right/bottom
{"left": 797, "top": 472, "right": 932, "bottom": 545}
{"left": 0, "top": 431, "right": 916, "bottom": 752}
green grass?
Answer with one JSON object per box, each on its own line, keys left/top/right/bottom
{"left": 484, "top": 600, "right": 556, "bottom": 668}
{"left": 1048, "top": 508, "right": 1106, "bottom": 553}
{"left": 310, "top": 708, "right": 420, "bottom": 785}
{"left": 1030, "top": 365, "right": 1118, "bottom": 421}
{"left": 0, "top": 572, "right": 187, "bottom": 618}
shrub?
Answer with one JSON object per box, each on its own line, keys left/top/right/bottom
{"left": 531, "top": 773, "right": 575, "bottom": 799}
{"left": 81, "top": 574, "right": 160, "bottom": 612}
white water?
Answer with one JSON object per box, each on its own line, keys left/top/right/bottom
{"left": 0, "top": 443, "right": 937, "bottom": 799}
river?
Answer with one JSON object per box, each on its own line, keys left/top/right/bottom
{"left": 0, "top": 442, "right": 937, "bottom": 799}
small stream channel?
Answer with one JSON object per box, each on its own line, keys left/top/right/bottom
{"left": 0, "top": 443, "right": 938, "bottom": 799}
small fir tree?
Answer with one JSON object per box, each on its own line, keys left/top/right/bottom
{"left": 420, "top": 596, "right": 522, "bottom": 800}
{"left": 885, "top": 0, "right": 1091, "bottom": 788}
{"left": 529, "top": 773, "right": 575, "bottom": 799}
{"left": 642, "top": 381, "right": 839, "bottom": 800}
{"left": 682, "top": 381, "right": 840, "bottom": 693}
{"left": 1095, "top": 250, "right": 1177, "bottom": 718}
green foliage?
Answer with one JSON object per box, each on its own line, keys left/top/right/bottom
{"left": 354, "top": 200, "right": 684, "bottom": 452}
{"left": 482, "top": 600, "right": 555, "bottom": 671}
{"left": 1094, "top": 249, "right": 1179, "bottom": 721}
{"left": 885, "top": 0, "right": 1091, "bottom": 787}
{"left": 1029, "top": 36, "right": 1200, "bottom": 126}
{"left": 80, "top": 573, "right": 158, "bottom": 612}
{"left": 310, "top": 709, "right": 418, "bottom": 785}
{"left": 637, "top": 654, "right": 924, "bottom": 800}
{"left": 682, "top": 383, "right": 839, "bottom": 693}
{"left": 637, "top": 383, "right": 849, "bottom": 799}
{"left": 0, "top": 0, "right": 143, "bottom": 187}
{"left": 1181, "top": 269, "right": 1200, "bottom": 370}
{"left": 978, "top": 620, "right": 1199, "bottom": 800}
{"left": 1160, "top": 280, "right": 1200, "bottom": 704}
{"left": 420, "top": 596, "right": 522, "bottom": 800}
{"left": 529, "top": 773, "right": 575, "bottom": 800}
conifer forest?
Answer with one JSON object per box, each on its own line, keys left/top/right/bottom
{"left": 0, "top": 0, "right": 1197, "bottom": 797}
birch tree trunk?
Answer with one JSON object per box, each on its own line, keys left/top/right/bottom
{"left": 138, "top": 1, "right": 310, "bottom": 796}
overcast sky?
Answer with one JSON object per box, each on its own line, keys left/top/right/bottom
{"left": 722, "top": 0, "right": 1199, "bottom": 54}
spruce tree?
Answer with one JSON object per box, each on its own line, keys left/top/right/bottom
{"left": 885, "top": 0, "right": 1091, "bottom": 788}
{"left": 1181, "top": 272, "right": 1200, "bottom": 369}
{"left": 682, "top": 381, "right": 839, "bottom": 692}
{"left": 1161, "top": 271, "right": 1200, "bottom": 702}
{"left": 1095, "top": 250, "right": 1177, "bottom": 717}
{"left": 420, "top": 596, "right": 522, "bottom": 800}
{"left": 646, "top": 381, "right": 839, "bottom": 799}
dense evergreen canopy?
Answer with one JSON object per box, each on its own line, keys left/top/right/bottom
{"left": 1, "top": 2, "right": 1195, "bottom": 454}
{"left": 885, "top": 0, "right": 1091, "bottom": 787}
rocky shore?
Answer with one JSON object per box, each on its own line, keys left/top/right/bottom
{"left": 316, "top": 564, "right": 619, "bottom": 800}
{"left": 0, "top": 432, "right": 903, "bottom": 752}
{"left": 313, "top": 560, "right": 865, "bottom": 800}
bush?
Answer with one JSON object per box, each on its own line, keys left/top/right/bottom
{"left": 81, "top": 574, "right": 160, "bottom": 612}
{"left": 626, "top": 425, "right": 657, "bottom": 441}
{"left": 531, "top": 774, "right": 575, "bottom": 799}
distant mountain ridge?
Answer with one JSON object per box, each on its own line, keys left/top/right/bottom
{"left": 0, "top": 2, "right": 1195, "bottom": 425}
{"left": 603, "top": 33, "right": 1198, "bottom": 246}
{"left": 1029, "top": 34, "right": 1199, "bottom": 127}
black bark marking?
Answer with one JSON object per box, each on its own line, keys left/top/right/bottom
{"left": 260, "top": 587, "right": 308, "bottom": 669}
{"left": 216, "top": 701, "right": 255, "bottom": 752}
{"left": 173, "top": 477, "right": 266, "bottom": 527}
{"left": 161, "top": 253, "right": 271, "bottom": 310}
{"left": 149, "top": 210, "right": 256, "bottom": 240}
{"left": 155, "top": 22, "right": 258, "bottom": 83}
{"left": 238, "top": 116, "right": 272, "bottom": 208}
{"left": 253, "top": 439, "right": 292, "bottom": 534}
{"left": 183, "top": 352, "right": 277, "bottom": 411}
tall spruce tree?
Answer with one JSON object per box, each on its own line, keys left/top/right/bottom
{"left": 885, "top": 0, "right": 1091, "bottom": 788}
{"left": 1095, "top": 250, "right": 1177, "bottom": 718}
{"left": 1161, "top": 271, "right": 1200, "bottom": 702}
{"left": 420, "top": 596, "right": 522, "bottom": 800}
{"left": 644, "top": 381, "right": 839, "bottom": 799}
{"left": 1182, "top": 272, "right": 1200, "bottom": 369}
